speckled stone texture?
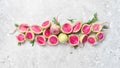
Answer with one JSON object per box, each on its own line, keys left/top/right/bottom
{"left": 0, "top": 0, "right": 120, "bottom": 68}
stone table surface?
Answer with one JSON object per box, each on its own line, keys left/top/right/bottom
{"left": 0, "top": 0, "right": 120, "bottom": 68}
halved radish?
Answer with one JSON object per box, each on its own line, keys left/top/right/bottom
{"left": 30, "top": 25, "right": 42, "bottom": 34}
{"left": 25, "top": 31, "right": 34, "bottom": 41}
{"left": 79, "top": 34, "right": 88, "bottom": 44}
{"left": 16, "top": 33, "right": 25, "bottom": 43}
{"left": 72, "top": 21, "right": 82, "bottom": 33}
{"left": 87, "top": 35, "right": 96, "bottom": 45}
{"left": 41, "top": 20, "right": 51, "bottom": 29}
{"left": 61, "top": 23, "right": 73, "bottom": 34}
{"left": 96, "top": 32, "right": 104, "bottom": 41}
{"left": 36, "top": 35, "right": 46, "bottom": 45}
{"left": 18, "top": 24, "right": 29, "bottom": 32}
{"left": 91, "top": 22, "right": 102, "bottom": 32}
{"left": 81, "top": 24, "right": 91, "bottom": 34}
{"left": 43, "top": 28, "right": 51, "bottom": 38}
{"left": 48, "top": 35, "right": 58, "bottom": 45}
{"left": 68, "top": 34, "right": 79, "bottom": 46}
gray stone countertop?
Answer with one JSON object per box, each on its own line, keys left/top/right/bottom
{"left": 0, "top": 0, "right": 120, "bottom": 68}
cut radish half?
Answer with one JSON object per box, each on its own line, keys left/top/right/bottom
{"left": 91, "top": 23, "right": 102, "bottom": 32}
{"left": 68, "top": 34, "right": 79, "bottom": 46}
{"left": 81, "top": 24, "right": 91, "bottom": 34}
{"left": 48, "top": 35, "right": 58, "bottom": 45}
{"left": 43, "top": 28, "right": 51, "bottom": 38}
{"left": 96, "top": 32, "right": 104, "bottom": 41}
{"left": 18, "top": 24, "right": 29, "bottom": 32}
{"left": 25, "top": 31, "right": 34, "bottom": 41}
{"left": 87, "top": 36, "right": 96, "bottom": 45}
{"left": 36, "top": 35, "right": 46, "bottom": 45}
{"left": 42, "top": 20, "right": 51, "bottom": 28}
{"left": 61, "top": 23, "right": 73, "bottom": 34}
{"left": 72, "top": 21, "right": 82, "bottom": 33}
{"left": 30, "top": 25, "right": 42, "bottom": 34}
{"left": 79, "top": 34, "right": 88, "bottom": 44}
{"left": 16, "top": 33, "right": 25, "bottom": 43}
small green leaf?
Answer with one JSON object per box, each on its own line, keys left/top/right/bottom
{"left": 73, "top": 45, "right": 78, "bottom": 49}
{"left": 86, "top": 13, "right": 98, "bottom": 24}
{"left": 18, "top": 42, "right": 21, "bottom": 46}
{"left": 30, "top": 41, "right": 33, "bottom": 44}
{"left": 86, "top": 20, "right": 91, "bottom": 24}
{"left": 52, "top": 17, "right": 60, "bottom": 26}
{"left": 23, "top": 32, "right": 26, "bottom": 34}
{"left": 67, "top": 19, "right": 74, "bottom": 23}
{"left": 30, "top": 40, "right": 35, "bottom": 46}
{"left": 15, "top": 24, "right": 19, "bottom": 27}
{"left": 102, "top": 25, "right": 109, "bottom": 29}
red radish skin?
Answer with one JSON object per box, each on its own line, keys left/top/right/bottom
{"left": 25, "top": 31, "right": 34, "bottom": 41}
{"left": 18, "top": 24, "right": 29, "bottom": 32}
{"left": 48, "top": 35, "right": 58, "bottom": 45}
{"left": 72, "top": 22, "right": 82, "bottom": 33}
{"left": 30, "top": 25, "right": 42, "bottom": 34}
{"left": 36, "top": 35, "right": 46, "bottom": 45}
{"left": 42, "top": 20, "right": 51, "bottom": 28}
{"left": 43, "top": 28, "right": 51, "bottom": 38}
{"left": 79, "top": 34, "right": 88, "bottom": 44}
{"left": 16, "top": 33, "right": 25, "bottom": 42}
{"left": 69, "top": 34, "right": 79, "bottom": 46}
{"left": 81, "top": 24, "right": 91, "bottom": 34}
{"left": 50, "top": 24, "right": 60, "bottom": 35}
{"left": 96, "top": 32, "right": 104, "bottom": 41}
{"left": 87, "top": 36, "right": 96, "bottom": 45}
{"left": 62, "top": 23, "right": 73, "bottom": 34}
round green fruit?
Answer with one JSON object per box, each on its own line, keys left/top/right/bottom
{"left": 58, "top": 33, "right": 68, "bottom": 43}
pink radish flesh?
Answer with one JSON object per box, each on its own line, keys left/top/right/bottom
{"left": 69, "top": 35, "right": 79, "bottom": 44}
{"left": 82, "top": 25, "right": 90, "bottom": 34}
{"left": 62, "top": 23, "right": 72, "bottom": 33}
{"left": 19, "top": 24, "right": 28, "bottom": 31}
{"left": 98, "top": 33, "right": 104, "bottom": 40}
{"left": 44, "top": 29, "right": 50, "bottom": 37}
{"left": 16, "top": 34, "right": 24, "bottom": 42}
{"left": 88, "top": 37, "right": 95, "bottom": 44}
{"left": 93, "top": 24, "right": 100, "bottom": 31}
{"left": 49, "top": 36, "right": 58, "bottom": 44}
{"left": 31, "top": 25, "right": 41, "bottom": 33}
{"left": 82, "top": 36, "right": 87, "bottom": 43}
{"left": 42, "top": 21, "right": 49, "bottom": 27}
{"left": 36, "top": 36, "right": 45, "bottom": 44}
{"left": 26, "top": 32, "right": 33, "bottom": 39}
{"left": 73, "top": 22, "right": 81, "bottom": 32}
